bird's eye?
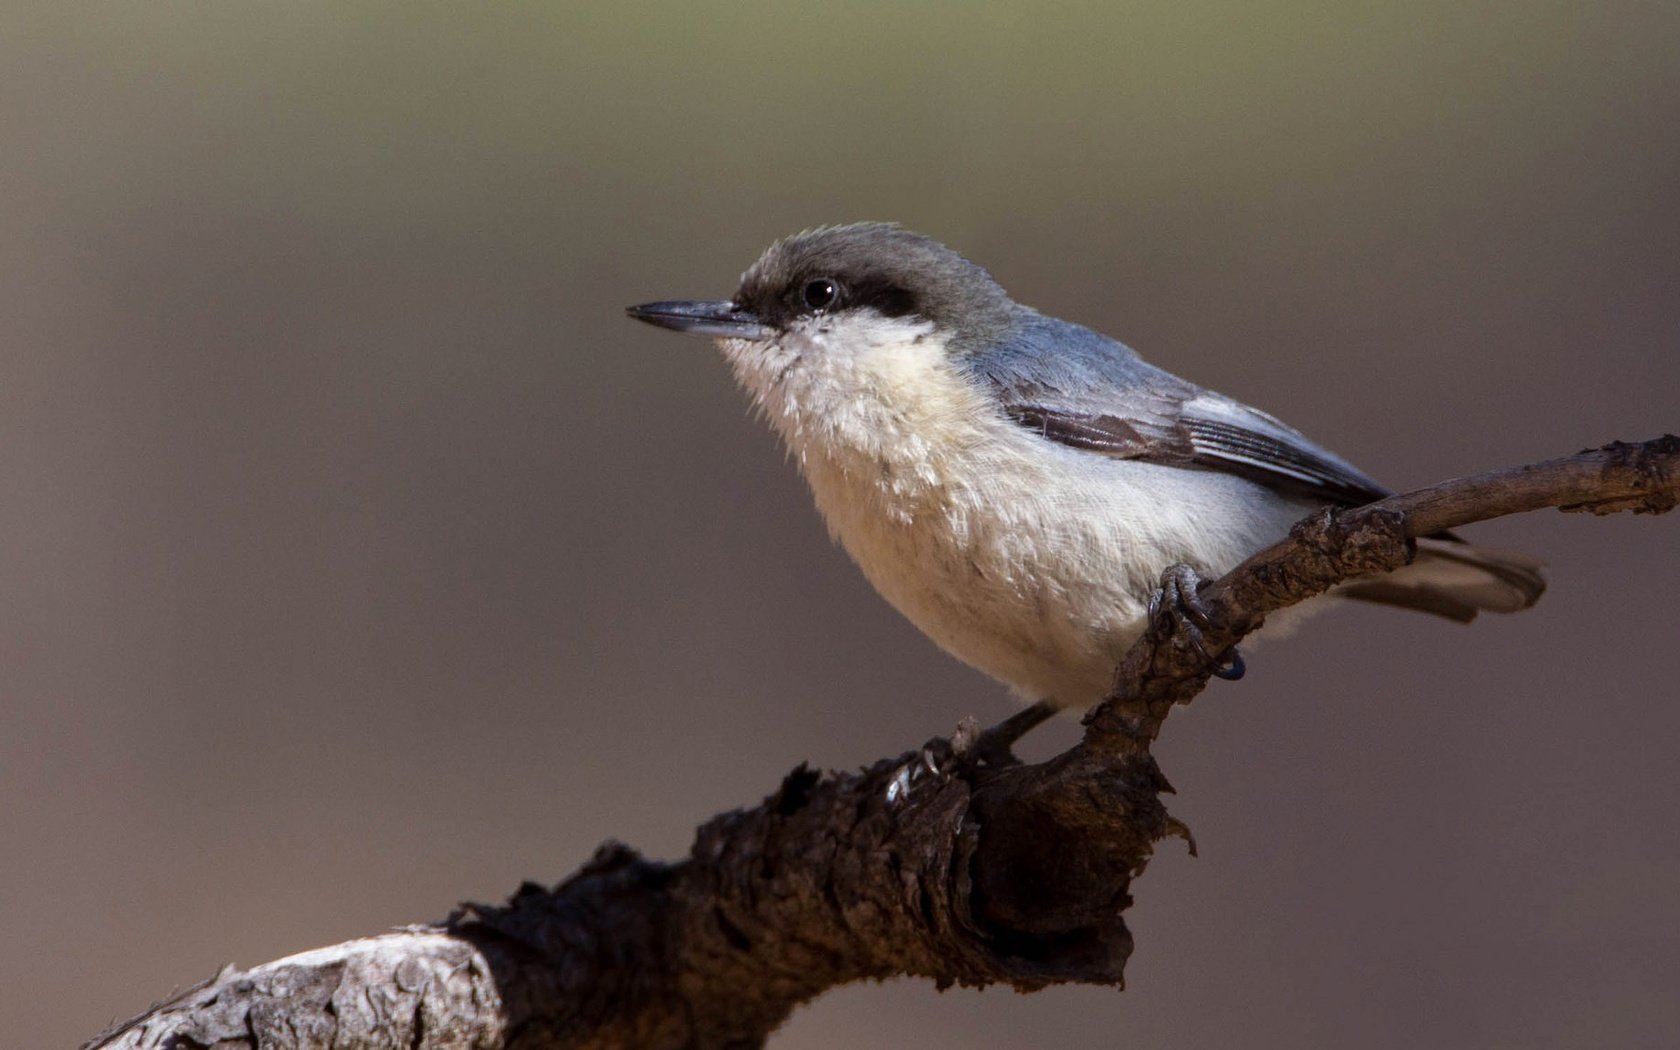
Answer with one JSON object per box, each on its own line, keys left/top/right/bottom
{"left": 801, "top": 277, "right": 840, "bottom": 312}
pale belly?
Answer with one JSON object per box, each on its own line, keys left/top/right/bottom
{"left": 799, "top": 434, "right": 1309, "bottom": 708}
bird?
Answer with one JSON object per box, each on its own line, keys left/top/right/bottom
{"left": 626, "top": 223, "right": 1544, "bottom": 731}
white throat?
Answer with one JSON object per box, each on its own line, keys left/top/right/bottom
{"left": 716, "top": 311, "right": 999, "bottom": 513}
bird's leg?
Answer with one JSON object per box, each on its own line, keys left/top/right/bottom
{"left": 1149, "top": 564, "right": 1246, "bottom": 681}
{"left": 971, "top": 699, "right": 1059, "bottom": 767}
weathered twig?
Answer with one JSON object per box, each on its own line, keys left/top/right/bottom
{"left": 87, "top": 436, "right": 1677, "bottom": 1050}
{"left": 1093, "top": 434, "right": 1680, "bottom": 738}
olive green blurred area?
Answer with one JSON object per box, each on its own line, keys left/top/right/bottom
{"left": 3, "top": 3, "right": 1678, "bottom": 1047}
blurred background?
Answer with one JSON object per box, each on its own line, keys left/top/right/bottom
{"left": 3, "top": 3, "right": 1678, "bottom": 1047}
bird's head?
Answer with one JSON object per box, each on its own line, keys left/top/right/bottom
{"left": 627, "top": 223, "right": 1017, "bottom": 368}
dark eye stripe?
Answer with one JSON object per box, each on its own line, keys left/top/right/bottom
{"left": 843, "top": 276, "right": 916, "bottom": 318}
{"left": 745, "top": 272, "right": 922, "bottom": 326}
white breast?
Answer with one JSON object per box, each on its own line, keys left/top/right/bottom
{"left": 719, "top": 315, "right": 1307, "bottom": 708}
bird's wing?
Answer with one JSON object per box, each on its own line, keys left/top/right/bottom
{"left": 967, "top": 314, "right": 1390, "bottom": 507}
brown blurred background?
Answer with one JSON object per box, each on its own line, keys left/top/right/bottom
{"left": 3, "top": 3, "right": 1678, "bottom": 1047}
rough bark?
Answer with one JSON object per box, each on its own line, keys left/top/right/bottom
{"left": 86, "top": 435, "right": 1678, "bottom": 1050}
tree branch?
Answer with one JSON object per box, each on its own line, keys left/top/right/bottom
{"left": 87, "top": 435, "right": 1678, "bottom": 1050}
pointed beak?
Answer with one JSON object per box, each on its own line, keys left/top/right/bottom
{"left": 625, "top": 299, "right": 774, "bottom": 341}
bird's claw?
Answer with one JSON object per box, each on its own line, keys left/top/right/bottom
{"left": 1154, "top": 564, "right": 1246, "bottom": 681}
{"left": 884, "top": 746, "right": 946, "bottom": 805}
{"left": 1206, "top": 646, "right": 1246, "bottom": 681}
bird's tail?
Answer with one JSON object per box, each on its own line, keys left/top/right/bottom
{"left": 1337, "top": 538, "right": 1546, "bottom": 623}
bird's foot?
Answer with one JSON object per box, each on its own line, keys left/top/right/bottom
{"left": 1149, "top": 564, "right": 1246, "bottom": 681}
{"left": 884, "top": 745, "right": 946, "bottom": 805}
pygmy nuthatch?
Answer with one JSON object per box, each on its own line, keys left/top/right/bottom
{"left": 627, "top": 224, "right": 1543, "bottom": 719}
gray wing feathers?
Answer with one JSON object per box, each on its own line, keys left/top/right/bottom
{"left": 971, "top": 314, "right": 1388, "bottom": 505}
{"left": 966, "top": 312, "right": 1545, "bottom": 619}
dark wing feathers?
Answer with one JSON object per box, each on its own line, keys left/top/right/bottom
{"left": 1179, "top": 413, "right": 1389, "bottom": 506}
{"left": 975, "top": 314, "right": 1389, "bottom": 507}
{"left": 1002, "top": 405, "right": 1186, "bottom": 462}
